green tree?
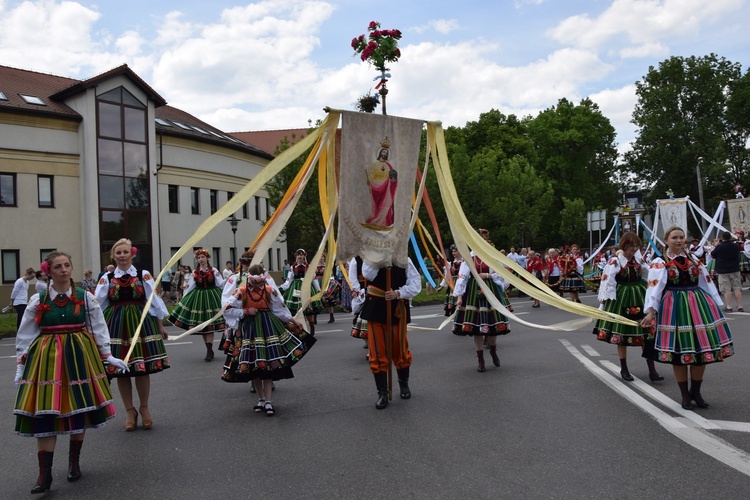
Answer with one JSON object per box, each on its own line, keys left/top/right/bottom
{"left": 559, "top": 197, "right": 587, "bottom": 245}
{"left": 626, "top": 54, "right": 747, "bottom": 212}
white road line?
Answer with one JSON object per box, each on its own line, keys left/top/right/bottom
{"left": 709, "top": 420, "right": 750, "bottom": 433}
{"left": 580, "top": 344, "right": 600, "bottom": 357}
{"left": 410, "top": 313, "right": 442, "bottom": 319}
{"left": 599, "top": 360, "right": 720, "bottom": 430}
{"left": 561, "top": 339, "right": 750, "bottom": 477}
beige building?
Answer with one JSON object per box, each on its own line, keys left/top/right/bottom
{"left": 0, "top": 64, "right": 285, "bottom": 302}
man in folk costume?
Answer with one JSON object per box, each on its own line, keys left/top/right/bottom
{"left": 359, "top": 258, "right": 421, "bottom": 409}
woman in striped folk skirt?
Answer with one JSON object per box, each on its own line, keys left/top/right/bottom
{"left": 452, "top": 247, "right": 511, "bottom": 372}
{"left": 280, "top": 249, "right": 323, "bottom": 335}
{"left": 641, "top": 226, "right": 733, "bottom": 410}
{"left": 97, "top": 239, "right": 170, "bottom": 432}
{"left": 593, "top": 232, "right": 663, "bottom": 382}
{"left": 168, "top": 249, "right": 226, "bottom": 361}
{"left": 15, "top": 251, "right": 129, "bottom": 494}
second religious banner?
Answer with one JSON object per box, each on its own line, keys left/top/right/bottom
{"left": 337, "top": 110, "right": 424, "bottom": 268}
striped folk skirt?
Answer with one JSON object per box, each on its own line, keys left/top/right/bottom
{"left": 282, "top": 279, "right": 323, "bottom": 316}
{"left": 651, "top": 286, "right": 734, "bottom": 365}
{"left": 104, "top": 303, "right": 170, "bottom": 377}
{"left": 452, "top": 278, "right": 510, "bottom": 336}
{"left": 168, "top": 286, "right": 226, "bottom": 333}
{"left": 593, "top": 281, "right": 650, "bottom": 346}
{"left": 221, "top": 311, "right": 316, "bottom": 382}
{"left": 15, "top": 328, "right": 116, "bottom": 437}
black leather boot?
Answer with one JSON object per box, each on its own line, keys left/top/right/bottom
{"left": 374, "top": 372, "right": 389, "bottom": 409}
{"left": 646, "top": 359, "right": 664, "bottom": 381}
{"left": 690, "top": 379, "right": 710, "bottom": 408}
{"left": 204, "top": 342, "right": 214, "bottom": 361}
{"left": 476, "top": 350, "right": 486, "bottom": 372}
{"left": 31, "top": 450, "right": 53, "bottom": 494}
{"left": 397, "top": 367, "right": 411, "bottom": 399}
{"left": 489, "top": 345, "right": 500, "bottom": 367}
{"left": 677, "top": 381, "right": 693, "bottom": 410}
{"left": 619, "top": 358, "right": 634, "bottom": 381}
{"left": 68, "top": 439, "right": 83, "bottom": 482}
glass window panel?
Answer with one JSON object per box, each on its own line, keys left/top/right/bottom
{"left": 127, "top": 211, "right": 149, "bottom": 241}
{"left": 121, "top": 88, "right": 144, "bottom": 108}
{"left": 101, "top": 211, "right": 125, "bottom": 242}
{"left": 0, "top": 174, "right": 16, "bottom": 206}
{"left": 123, "top": 143, "right": 147, "bottom": 177}
{"left": 98, "top": 87, "right": 122, "bottom": 103}
{"left": 38, "top": 176, "right": 53, "bottom": 207}
{"left": 2, "top": 250, "right": 19, "bottom": 283}
{"left": 98, "top": 102, "right": 122, "bottom": 138}
{"left": 99, "top": 175, "right": 124, "bottom": 209}
{"left": 124, "top": 107, "right": 146, "bottom": 142}
{"left": 126, "top": 177, "right": 149, "bottom": 209}
{"left": 98, "top": 139, "right": 123, "bottom": 176}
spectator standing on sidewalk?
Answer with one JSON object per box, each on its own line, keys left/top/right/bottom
{"left": 710, "top": 231, "right": 744, "bottom": 312}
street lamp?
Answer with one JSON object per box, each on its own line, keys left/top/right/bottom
{"left": 227, "top": 215, "right": 240, "bottom": 265}
{"left": 696, "top": 157, "right": 706, "bottom": 232}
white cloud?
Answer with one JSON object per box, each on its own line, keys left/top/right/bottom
{"left": 588, "top": 84, "right": 638, "bottom": 153}
{"left": 411, "top": 19, "right": 459, "bottom": 35}
{"left": 547, "top": 0, "right": 744, "bottom": 54}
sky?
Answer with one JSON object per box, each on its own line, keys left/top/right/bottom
{"left": 0, "top": 0, "right": 748, "bottom": 154}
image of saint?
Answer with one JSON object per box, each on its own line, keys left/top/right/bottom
{"left": 362, "top": 138, "right": 397, "bottom": 230}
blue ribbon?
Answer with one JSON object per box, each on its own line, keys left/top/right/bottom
{"left": 410, "top": 232, "right": 437, "bottom": 287}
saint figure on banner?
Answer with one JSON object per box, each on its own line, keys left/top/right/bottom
{"left": 362, "top": 137, "right": 397, "bottom": 230}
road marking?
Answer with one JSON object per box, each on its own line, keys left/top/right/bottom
{"left": 580, "top": 344, "right": 600, "bottom": 356}
{"left": 410, "top": 313, "right": 442, "bottom": 319}
{"left": 710, "top": 421, "right": 750, "bottom": 433}
{"left": 562, "top": 339, "right": 750, "bottom": 477}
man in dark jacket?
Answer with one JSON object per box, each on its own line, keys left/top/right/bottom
{"left": 710, "top": 231, "right": 744, "bottom": 312}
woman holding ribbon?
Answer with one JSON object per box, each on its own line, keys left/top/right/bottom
{"left": 14, "top": 251, "right": 128, "bottom": 494}
{"left": 168, "top": 249, "right": 226, "bottom": 361}
{"left": 96, "top": 238, "right": 170, "bottom": 431}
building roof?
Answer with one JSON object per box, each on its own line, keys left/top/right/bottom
{"left": 230, "top": 128, "right": 309, "bottom": 156}
{"left": 0, "top": 64, "right": 81, "bottom": 120}
{"left": 156, "top": 106, "right": 273, "bottom": 160}
{"left": 0, "top": 64, "right": 273, "bottom": 160}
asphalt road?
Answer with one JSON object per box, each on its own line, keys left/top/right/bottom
{"left": 1, "top": 291, "right": 750, "bottom": 499}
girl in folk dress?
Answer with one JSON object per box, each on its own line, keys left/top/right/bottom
{"left": 593, "top": 232, "right": 663, "bottom": 382}
{"left": 640, "top": 226, "right": 734, "bottom": 410}
{"left": 280, "top": 249, "right": 323, "bottom": 336}
{"left": 168, "top": 249, "right": 226, "bottom": 361}
{"left": 558, "top": 244, "right": 587, "bottom": 302}
{"left": 440, "top": 245, "right": 463, "bottom": 316}
{"left": 96, "top": 239, "right": 170, "bottom": 432}
{"left": 15, "top": 252, "right": 129, "bottom": 494}
{"left": 452, "top": 229, "right": 511, "bottom": 372}
{"left": 221, "top": 265, "right": 316, "bottom": 416}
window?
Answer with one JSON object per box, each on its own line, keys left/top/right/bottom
{"left": 20, "top": 94, "right": 46, "bottom": 105}
{"left": 0, "top": 173, "right": 16, "bottom": 206}
{"left": 212, "top": 247, "right": 221, "bottom": 267}
{"left": 40, "top": 249, "right": 56, "bottom": 264}
{"left": 267, "top": 249, "right": 273, "bottom": 272}
{"left": 242, "top": 202, "right": 249, "bottom": 219}
{"left": 254, "top": 196, "right": 261, "bottom": 220}
{"left": 276, "top": 248, "right": 281, "bottom": 272}
{"left": 0, "top": 91, "right": 7, "bottom": 100}
{"left": 265, "top": 198, "right": 270, "bottom": 219}
{"left": 170, "top": 247, "right": 182, "bottom": 269}
{"left": 210, "top": 189, "right": 218, "bottom": 214}
{"left": 2, "top": 250, "right": 19, "bottom": 284}
{"left": 155, "top": 118, "right": 172, "bottom": 127}
{"left": 227, "top": 191, "right": 234, "bottom": 201}
{"left": 168, "top": 185, "right": 179, "bottom": 213}
{"left": 38, "top": 175, "right": 54, "bottom": 208}
{"left": 191, "top": 187, "right": 200, "bottom": 215}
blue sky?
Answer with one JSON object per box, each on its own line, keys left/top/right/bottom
{"left": 1, "top": 0, "right": 748, "bottom": 154}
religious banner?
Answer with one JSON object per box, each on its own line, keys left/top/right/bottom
{"left": 337, "top": 111, "right": 424, "bottom": 268}
{"left": 727, "top": 197, "right": 750, "bottom": 236}
{"left": 657, "top": 197, "right": 688, "bottom": 236}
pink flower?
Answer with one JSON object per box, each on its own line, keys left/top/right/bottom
{"left": 610, "top": 334, "right": 621, "bottom": 344}
{"left": 480, "top": 325, "right": 489, "bottom": 334}
{"left": 703, "top": 352, "right": 715, "bottom": 363}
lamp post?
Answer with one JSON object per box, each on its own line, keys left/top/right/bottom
{"left": 696, "top": 157, "right": 706, "bottom": 232}
{"left": 227, "top": 215, "right": 240, "bottom": 266}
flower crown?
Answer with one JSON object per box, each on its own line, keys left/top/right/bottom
{"left": 194, "top": 249, "right": 210, "bottom": 259}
